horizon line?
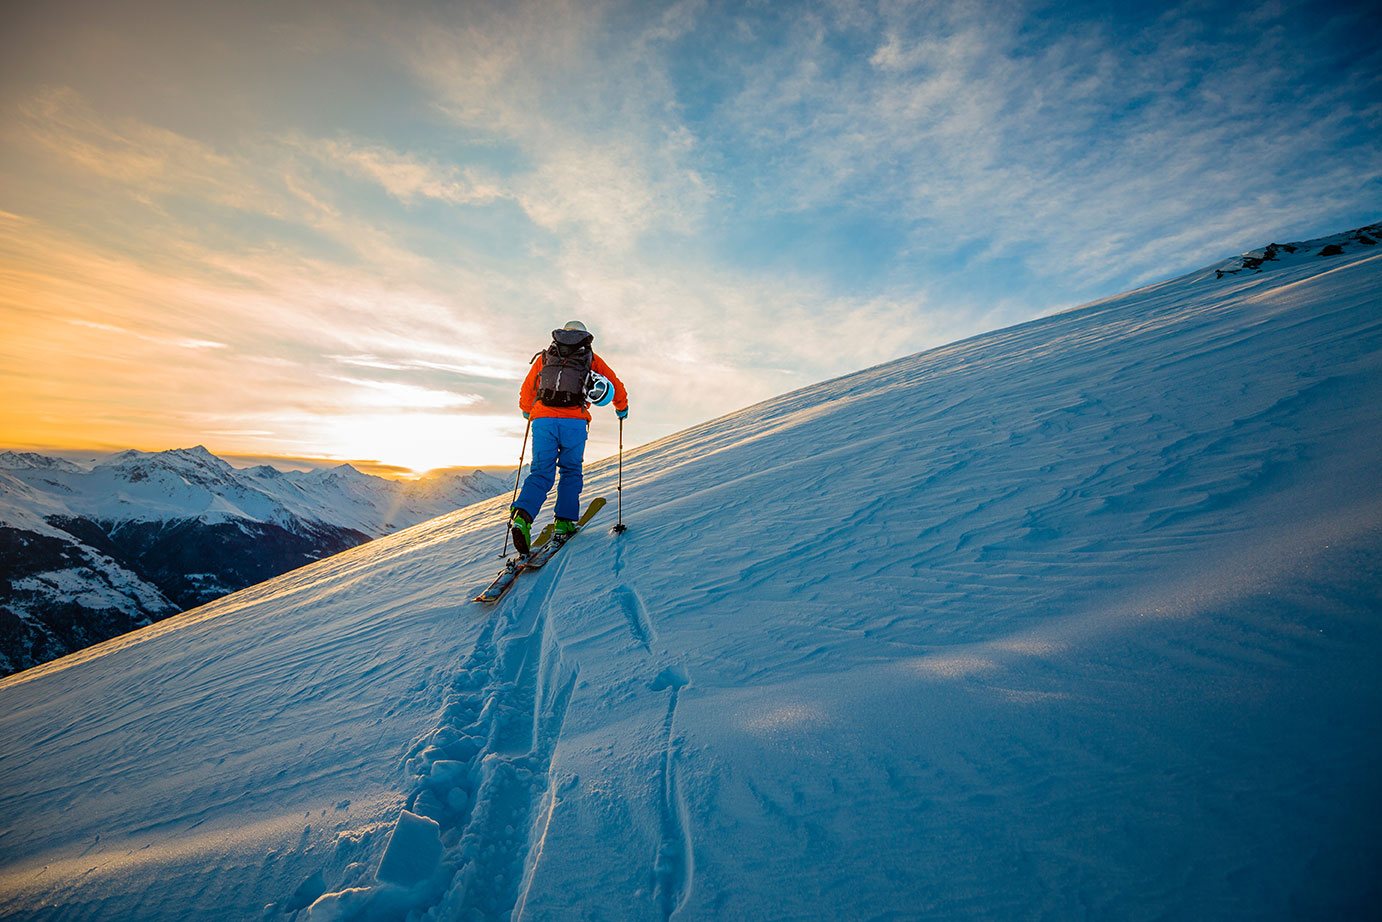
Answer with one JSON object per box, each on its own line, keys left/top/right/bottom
{"left": 0, "top": 441, "right": 514, "bottom": 481}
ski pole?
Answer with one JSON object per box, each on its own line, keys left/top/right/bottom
{"left": 502, "top": 417, "right": 532, "bottom": 555}
{"left": 613, "top": 415, "right": 627, "bottom": 533}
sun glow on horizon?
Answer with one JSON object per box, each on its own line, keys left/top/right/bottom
{"left": 304, "top": 411, "right": 521, "bottom": 476}
{"left": 0, "top": 207, "right": 536, "bottom": 473}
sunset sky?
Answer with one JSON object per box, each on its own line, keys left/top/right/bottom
{"left": 2, "top": 0, "right": 1378, "bottom": 476}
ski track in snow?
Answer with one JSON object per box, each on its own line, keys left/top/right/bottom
{"left": 414, "top": 558, "right": 576, "bottom": 919}
{"left": 304, "top": 548, "right": 584, "bottom": 921}
{"left": 309, "top": 533, "right": 699, "bottom": 921}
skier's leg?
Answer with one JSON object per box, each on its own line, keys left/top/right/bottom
{"left": 552, "top": 419, "right": 588, "bottom": 521}
{"left": 515, "top": 419, "right": 559, "bottom": 519}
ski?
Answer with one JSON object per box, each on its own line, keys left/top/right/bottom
{"left": 473, "top": 497, "right": 606, "bottom": 603}
{"left": 475, "top": 524, "right": 553, "bottom": 603}
{"left": 474, "top": 557, "right": 523, "bottom": 603}
{"left": 523, "top": 497, "right": 606, "bottom": 569}
{"left": 529, "top": 522, "right": 556, "bottom": 552}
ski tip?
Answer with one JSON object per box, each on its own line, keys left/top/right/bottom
{"left": 575, "top": 496, "right": 608, "bottom": 526}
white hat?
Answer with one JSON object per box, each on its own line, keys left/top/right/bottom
{"left": 563, "top": 320, "right": 588, "bottom": 332}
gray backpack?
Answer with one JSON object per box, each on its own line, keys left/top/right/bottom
{"left": 535, "top": 329, "right": 594, "bottom": 407}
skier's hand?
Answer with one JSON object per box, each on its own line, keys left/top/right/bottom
{"left": 616, "top": 408, "right": 628, "bottom": 420}
{"left": 523, "top": 412, "right": 530, "bottom": 419}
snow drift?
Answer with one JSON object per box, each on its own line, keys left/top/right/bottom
{"left": 1, "top": 224, "right": 1380, "bottom": 920}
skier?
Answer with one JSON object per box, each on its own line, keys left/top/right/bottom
{"left": 509, "top": 320, "right": 628, "bottom": 554}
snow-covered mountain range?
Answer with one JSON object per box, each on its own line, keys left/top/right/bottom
{"left": 0, "top": 448, "right": 507, "bottom": 675}
{"left": 1, "top": 222, "right": 1379, "bottom": 920}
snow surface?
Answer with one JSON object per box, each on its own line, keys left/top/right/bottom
{"left": 0, "top": 452, "right": 85, "bottom": 474}
{"left": 1, "top": 226, "right": 1380, "bottom": 920}
{"left": 0, "top": 470, "right": 71, "bottom": 538}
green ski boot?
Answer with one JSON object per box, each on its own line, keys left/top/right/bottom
{"left": 510, "top": 508, "right": 533, "bottom": 555}
{"left": 553, "top": 517, "right": 578, "bottom": 538}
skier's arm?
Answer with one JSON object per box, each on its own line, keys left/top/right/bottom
{"left": 520, "top": 355, "right": 542, "bottom": 416}
{"left": 592, "top": 354, "right": 628, "bottom": 412}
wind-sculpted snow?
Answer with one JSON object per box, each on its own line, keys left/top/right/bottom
{"left": 1, "top": 224, "right": 1380, "bottom": 920}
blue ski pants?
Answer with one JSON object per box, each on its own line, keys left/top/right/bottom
{"left": 515, "top": 417, "right": 588, "bottom": 522}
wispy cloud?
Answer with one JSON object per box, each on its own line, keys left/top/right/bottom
{"left": 403, "top": 0, "right": 714, "bottom": 251}
{"left": 65, "top": 319, "right": 229, "bottom": 351}
{"left": 325, "top": 375, "right": 482, "bottom": 411}
{"left": 16, "top": 87, "right": 236, "bottom": 193}
{"left": 690, "top": 0, "right": 1382, "bottom": 289}
{"left": 317, "top": 140, "right": 508, "bottom": 207}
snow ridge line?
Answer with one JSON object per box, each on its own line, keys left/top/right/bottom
{"left": 650, "top": 665, "right": 693, "bottom": 920}
{"left": 616, "top": 583, "right": 657, "bottom": 650}
{"left": 511, "top": 775, "right": 561, "bottom": 922}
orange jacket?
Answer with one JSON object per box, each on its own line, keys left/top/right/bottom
{"left": 520, "top": 351, "right": 628, "bottom": 422}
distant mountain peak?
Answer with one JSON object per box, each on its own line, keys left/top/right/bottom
{"left": 321, "top": 463, "right": 369, "bottom": 481}
{"left": 0, "top": 451, "right": 84, "bottom": 473}
{"left": 96, "top": 446, "right": 236, "bottom": 478}
{"left": 162, "top": 445, "right": 232, "bottom": 468}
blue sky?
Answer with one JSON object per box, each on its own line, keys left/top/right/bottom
{"left": 1, "top": 0, "right": 1378, "bottom": 473}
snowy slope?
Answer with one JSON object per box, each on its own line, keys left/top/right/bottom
{"left": 1, "top": 224, "right": 1379, "bottom": 921}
